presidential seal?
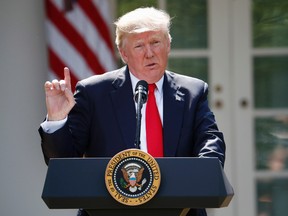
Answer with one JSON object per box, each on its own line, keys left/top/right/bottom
{"left": 105, "top": 149, "right": 161, "bottom": 206}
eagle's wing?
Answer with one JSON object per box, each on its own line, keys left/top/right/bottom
{"left": 136, "top": 167, "right": 144, "bottom": 182}
{"left": 121, "top": 168, "right": 129, "bottom": 182}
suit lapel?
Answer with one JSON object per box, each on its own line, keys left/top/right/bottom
{"left": 109, "top": 68, "right": 185, "bottom": 155}
{"left": 163, "top": 72, "right": 185, "bottom": 156}
{"left": 110, "top": 67, "right": 136, "bottom": 149}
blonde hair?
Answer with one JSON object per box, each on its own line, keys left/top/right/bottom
{"left": 114, "top": 7, "right": 172, "bottom": 49}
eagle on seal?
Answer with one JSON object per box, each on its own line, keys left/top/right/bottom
{"left": 121, "top": 165, "right": 146, "bottom": 192}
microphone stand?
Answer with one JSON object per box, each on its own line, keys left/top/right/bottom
{"left": 134, "top": 92, "right": 144, "bottom": 150}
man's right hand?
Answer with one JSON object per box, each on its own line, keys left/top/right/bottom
{"left": 44, "top": 67, "right": 76, "bottom": 121}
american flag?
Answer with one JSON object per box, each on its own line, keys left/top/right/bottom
{"left": 45, "top": 0, "right": 116, "bottom": 90}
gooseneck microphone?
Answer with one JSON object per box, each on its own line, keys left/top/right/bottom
{"left": 134, "top": 80, "right": 148, "bottom": 149}
{"left": 134, "top": 80, "right": 148, "bottom": 104}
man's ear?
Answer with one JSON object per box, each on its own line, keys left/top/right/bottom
{"left": 119, "top": 48, "right": 128, "bottom": 63}
{"left": 167, "top": 40, "right": 171, "bottom": 54}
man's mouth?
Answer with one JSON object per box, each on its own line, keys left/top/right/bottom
{"left": 146, "top": 63, "right": 156, "bottom": 68}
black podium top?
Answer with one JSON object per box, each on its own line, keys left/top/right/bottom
{"left": 42, "top": 157, "right": 233, "bottom": 210}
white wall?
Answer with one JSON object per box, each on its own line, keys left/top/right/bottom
{"left": 0, "top": 1, "right": 75, "bottom": 215}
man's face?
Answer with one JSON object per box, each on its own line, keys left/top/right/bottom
{"left": 119, "top": 31, "right": 171, "bottom": 84}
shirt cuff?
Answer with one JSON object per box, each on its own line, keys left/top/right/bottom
{"left": 40, "top": 116, "right": 68, "bottom": 134}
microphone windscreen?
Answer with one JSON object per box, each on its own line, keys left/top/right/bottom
{"left": 134, "top": 80, "right": 148, "bottom": 103}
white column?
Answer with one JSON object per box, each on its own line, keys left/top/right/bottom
{"left": 0, "top": 1, "right": 75, "bottom": 215}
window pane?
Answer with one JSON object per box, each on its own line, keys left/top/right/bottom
{"left": 167, "top": 58, "right": 208, "bottom": 83}
{"left": 116, "top": 0, "right": 157, "bottom": 17}
{"left": 255, "top": 116, "right": 288, "bottom": 170}
{"left": 254, "top": 56, "right": 288, "bottom": 108}
{"left": 253, "top": 0, "right": 288, "bottom": 47}
{"left": 257, "top": 178, "right": 288, "bottom": 216}
{"left": 166, "top": 0, "right": 208, "bottom": 49}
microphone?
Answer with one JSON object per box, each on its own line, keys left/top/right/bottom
{"left": 134, "top": 80, "right": 148, "bottom": 104}
{"left": 134, "top": 80, "right": 148, "bottom": 149}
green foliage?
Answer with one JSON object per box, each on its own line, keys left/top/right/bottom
{"left": 255, "top": 117, "right": 288, "bottom": 170}
{"left": 166, "top": 0, "right": 208, "bottom": 49}
{"left": 116, "top": 0, "right": 157, "bottom": 17}
{"left": 168, "top": 58, "right": 208, "bottom": 82}
{"left": 253, "top": 0, "right": 288, "bottom": 47}
{"left": 254, "top": 56, "right": 288, "bottom": 108}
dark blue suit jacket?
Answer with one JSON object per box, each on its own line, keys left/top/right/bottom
{"left": 39, "top": 66, "right": 225, "bottom": 216}
{"left": 40, "top": 66, "right": 225, "bottom": 165}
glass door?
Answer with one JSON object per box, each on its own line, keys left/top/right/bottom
{"left": 233, "top": 0, "right": 288, "bottom": 215}
{"left": 252, "top": 0, "right": 288, "bottom": 215}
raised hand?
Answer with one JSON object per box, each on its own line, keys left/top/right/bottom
{"left": 44, "top": 67, "right": 76, "bottom": 121}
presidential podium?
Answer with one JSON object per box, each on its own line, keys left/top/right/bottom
{"left": 42, "top": 157, "right": 234, "bottom": 216}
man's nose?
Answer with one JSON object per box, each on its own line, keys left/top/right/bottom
{"left": 145, "top": 45, "right": 154, "bottom": 58}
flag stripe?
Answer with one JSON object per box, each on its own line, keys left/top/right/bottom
{"left": 46, "top": 0, "right": 105, "bottom": 75}
{"left": 48, "top": 47, "right": 78, "bottom": 90}
{"left": 77, "top": 0, "right": 114, "bottom": 52}
{"left": 46, "top": 20, "right": 94, "bottom": 80}
{"left": 63, "top": 4, "right": 115, "bottom": 73}
{"left": 46, "top": 0, "right": 116, "bottom": 91}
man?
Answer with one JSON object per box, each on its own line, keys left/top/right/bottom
{"left": 39, "top": 7, "right": 225, "bottom": 216}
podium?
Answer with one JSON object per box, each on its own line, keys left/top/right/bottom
{"left": 42, "top": 157, "right": 233, "bottom": 216}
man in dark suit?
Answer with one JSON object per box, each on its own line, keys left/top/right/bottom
{"left": 39, "top": 7, "right": 225, "bottom": 216}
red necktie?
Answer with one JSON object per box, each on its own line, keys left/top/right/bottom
{"left": 146, "top": 84, "right": 163, "bottom": 157}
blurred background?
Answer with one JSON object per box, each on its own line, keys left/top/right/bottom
{"left": 0, "top": 0, "right": 287, "bottom": 215}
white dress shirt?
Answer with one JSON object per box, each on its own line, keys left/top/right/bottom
{"left": 129, "top": 72, "right": 164, "bottom": 152}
